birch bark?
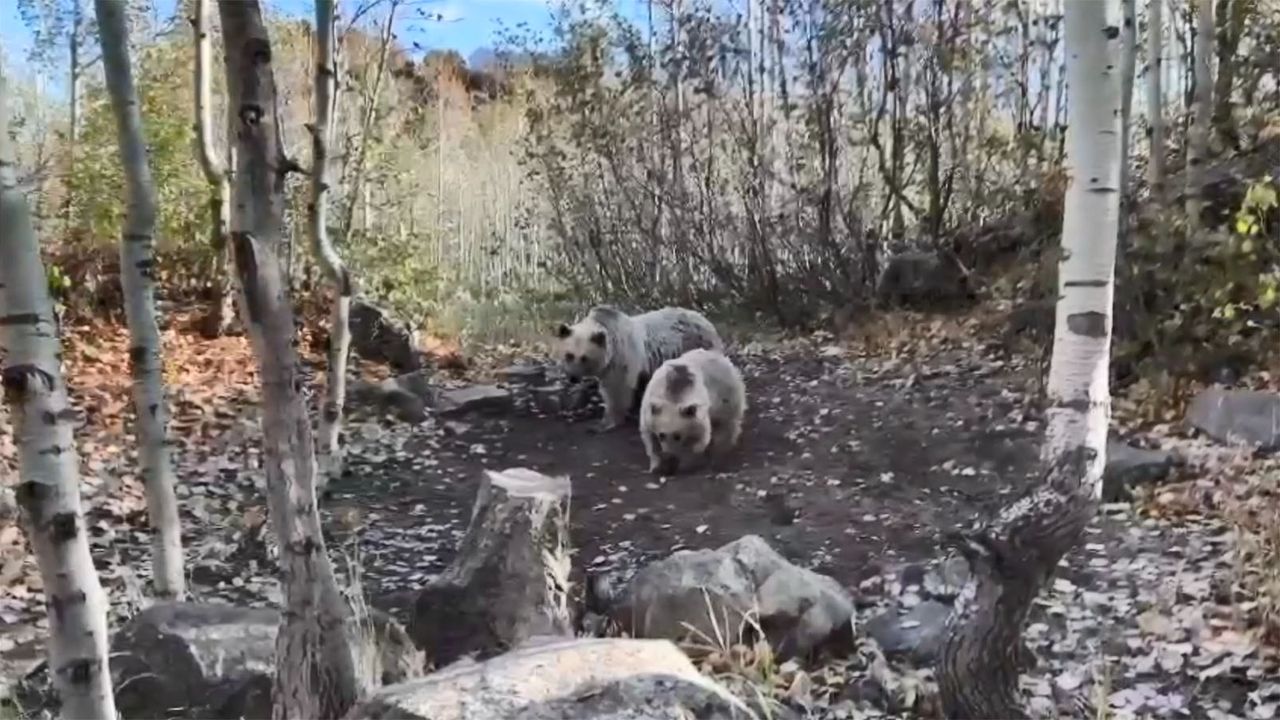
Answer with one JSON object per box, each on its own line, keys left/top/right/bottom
{"left": 1185, "top": 0, "right": 1214, "bottom": 234}
{"left": 310, "top": 0, "right": 353, "bottom": 487}
{"left": 219, "top": 2, "right": 360, "bottom": 717}
{"left": 193, "top": 0, "right": 236, "bottom": 338}
{"left": 1147, "top": 0, "right": 1165, "bottom": 195}
{"left": 938, "top": 1, "right": 1123, "bottom": 716}
{"left": 96, "top": 0, "right": 185, "bottom": 600}
{"left": 0, "top": 71, "right": 117, "bottom": 720}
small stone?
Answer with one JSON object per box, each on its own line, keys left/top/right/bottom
{"left": 1102, "top": 437, "right": 1177, "bottom": 502}
{"left": 865, "top": 600, "right": 951, "bottom": 663}
{"left": 1187, "top": 388, "right": 1280, "bottom": 450}
{"left": 436, "top": 385, "right": 513, "bottom": 417}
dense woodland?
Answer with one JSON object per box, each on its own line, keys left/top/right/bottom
{"left": 1, "top": 0, "right": 1280, "bottom": 718}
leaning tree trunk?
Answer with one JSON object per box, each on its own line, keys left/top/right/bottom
{"left": 96, "top": 0, "right": 185, "bottom": 601}
{"left": 1147, "top": 0, "right": 1165, "bottom": 196}
{"left": 1186, "top": 0, "right": 1215, "bottom": 236}
{"left": 938, "top": 1, "right": 1123, "bottom": 717}
{"left": 0, "top": 73, "right": 117, "bottom": 720}
{"left": 309, "top": 0, "right": 353, "bottom": 488}
{"left": 218, "top": 3, "right": 359, "bottom": 718}
{"left": 193, "top": 0, "right": 235, "bottom": 339}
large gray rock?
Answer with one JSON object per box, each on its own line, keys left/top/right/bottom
{"left": 865, "top": 600, "right": 951, "bottom": 663}
{"left": 876, "top": 250, "right": 977, "bottom": 308}
{"left": 350, "top": 299, "right": 422, "bottom": 372}
{"left": 108, "top": 602, "right": 421, "bottom": 719}
{"left": 436, "top": 385, "right": 513, "bottom": 417}
{"left": 1187, "top": 388, "right": 1280, "bottom": 450}
{"left": 1103, "top": 438, "right": 1178, "bottom": 502}
{"left": 609, "top": 535, "right": 855, "bottom": 659}
{"left": 345, "top": 637, "right": 755, "bottom": 720}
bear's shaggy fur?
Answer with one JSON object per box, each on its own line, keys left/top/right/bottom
{"left": 556, "top": 305, "right": 723, "bottom": 432}
{"left": 639, "top": 348, "right": 746, "bottom": 475}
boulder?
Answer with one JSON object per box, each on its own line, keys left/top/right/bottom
{"left": 393, "top": 370, "right": 435, "bottom": 401}
{"left": 350, "top": 300, "right": 422, "bottom": 372}
{"left": 875, "top": 251, "right": 977, "bottom": 309}
{"left": 1003, "top": 300, "right": 1055, "bottom": 347}
{"left": 436, "top": 385, "right": 513, "bottom": 417}
{"left": 1187, "top": 388, "right": 1280, "bottom": 450}
{"left": 865, "top": 600, "right": 951, "bottom": 664}
{"left": 349, "top": 377, "right": 428, "bottom": 424}
{"left": 922, "top": 555, "right": 970, "bottom": 602}
{"left": 1102, "top": 438, "right": 1178, "bottom": 502}
{"left": 499, "top": 362, "right": 548, "bottom": 385}
{"left": 345, "top": 637, "right": 755, "bottom": 720}
{"left": 107, "top": 602, "right": 421, "bottom": 719}
{"left": 410, "top": 469, "right": 574, "bottom": 667}
{"left": 608, "top": 535, "right": 855, "bottom": 659}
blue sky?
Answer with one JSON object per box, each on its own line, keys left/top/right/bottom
{"left": 0, "top": 0, "right": 581, "bottom": 75}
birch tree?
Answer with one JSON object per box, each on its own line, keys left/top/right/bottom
{"left": 938, "top": 0, "right": 1124, "bottom": 716}
{"left": 219, "top": 2, "right": 359, "bottom": 717}
{"left": 0, "top": 70, "right": 117, "bottom": 720}
{"left": 95, "top": 0, "right": 185, "bottom": 601}
{"left": 1116, "top": 0, "right": 1138, "bottom": 261}
{"left": 310, "top": 0, "right": 354, "bottom": 485}
{"left": 1147, "top": 0, "right": 1165, "bottom": 195}
{"left": 192, "top": 0, "right": 234, "bottom": 338}
{"left": 1186, "top": 0, "right": 1215, "bottom": 234}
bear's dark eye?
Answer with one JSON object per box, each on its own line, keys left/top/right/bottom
{"left": 657, "top": 432, "right": 667, "bottom": 441}
{"left": 672, "top": 433, "right": 682, "bottom": 442}
{"left": 565, "top": 353, "right": 575, "bottom": 362}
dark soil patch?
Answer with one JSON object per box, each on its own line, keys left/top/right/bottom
{"left": 327, "top": 347, "right": 1044, "bottom": 617}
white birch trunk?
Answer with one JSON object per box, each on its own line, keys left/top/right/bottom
{"left": 939, "top": 1, "right": 1123, "bottom": 716}
{"left": 1185, "top": 0, "right": 1214, "bottom": 234}
{"left": 1147, "top": 0, "right": 1165, "bottom": 195}
{"left": 338, "top": 2, "right": 397, "bottom": 239}
{"left": 95, "top": 0, "right": 186, "bottom": 601}
{"left": 193, "top": 0, "right": 235, "bottom": 339}
{"left": 310, "top": 0, "right": 353, "bottom": 488}
{"left": 0, "top": 72, "right": 117, "bottom": 720}
{"left": 219, "top": 3, "right": 359, "bottom": 718}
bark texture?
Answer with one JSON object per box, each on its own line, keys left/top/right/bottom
{"left": 218, "top": 3, "right": 359, "bottom": 718}
{"left": 1116, "top": 0, "right": 1137, "bottom": 262}
{"left": 310, "top": 0, "right": 353, "bottom": 488}
{"left": 193, "top": 0, "right": 235, "bottom": 338}
{"left": 938, "top": 1, "right": 1122, "bottom": 716}
{"left": 1146, "top": 0, "right": 1164, "bottom": 195}
{"left": 96, "top": 0, "right": 186, "bottom": 601}
{"left": 409, "top": 468, "right": 574, "bottom": 668}
{"left": 1211, "top": 0, "right": 1251, "bottom": 150}
{"left": 1185, "top": 0, "right": 1215, "bottom": 234}
{"left": 0, "top": 74, "right": 117, "bottom": 720}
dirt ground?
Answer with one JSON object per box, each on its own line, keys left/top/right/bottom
{"left": 2, "top": 329, "right": 1268, "bottom": 718}
{"left": 329, "top": 344, "right": 1046, "bottom": 616}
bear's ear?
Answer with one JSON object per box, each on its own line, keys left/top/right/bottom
{"left": 679, "top": 404, "right": 698, "bottom": 418}
{"left": 556, "top": 323, "right": 572, "bottom": 339}
{"left": 589, "top": 330, "right": 607, "bottom": 347}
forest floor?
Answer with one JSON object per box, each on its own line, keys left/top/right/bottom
{"left": 0, "top": 306, "right": 1278, "bottom": 719}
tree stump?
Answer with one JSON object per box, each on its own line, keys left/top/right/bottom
{"left": 409, "top": 468, "right": 573, "bottom": 667}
